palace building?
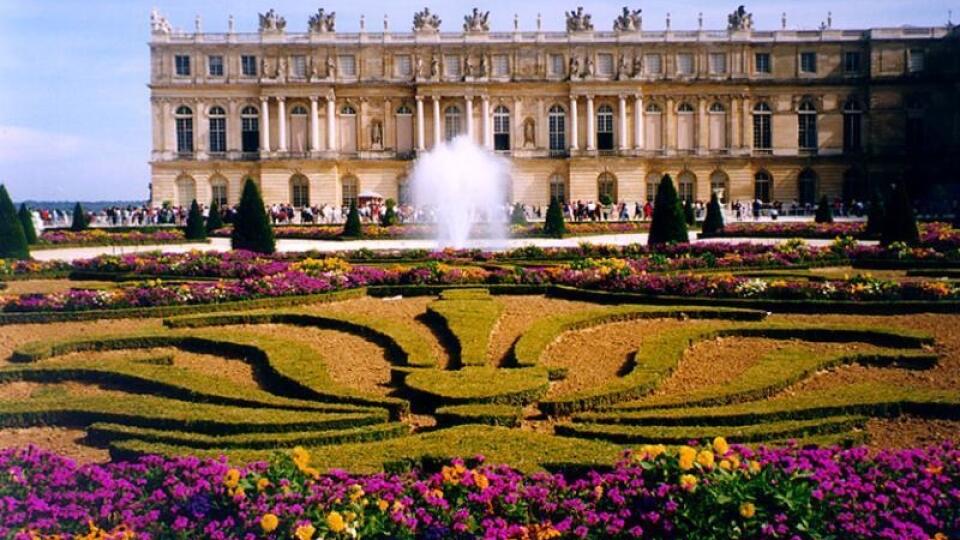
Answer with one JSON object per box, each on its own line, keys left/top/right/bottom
{"left": 148, "top": 6, "right": 959, "bottom": 209}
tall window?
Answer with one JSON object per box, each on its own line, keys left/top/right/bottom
{"left": 208, "top": 55, "right": 224, "bottom": 77}
{"left": 643, "top": 54, "right": 662, "bottom": 75}
{"left": 175, "top": 176, "right": 196, "bottom": 206}
{"left": 241, "top": 55, "right": 257, "bottom": 76}
{"left": 292, "top": 55, "right": 307, "bottom": 78}
{"left": 492, "top": 55, "right": 509, "bottom": 77}
{"left": 338, "top": 55, "right": 357, "bottom": 77}
{"left": 754, "top": 171, "right": 772, "bottom": 202}
{"left": 755, "top": 52, "right": 771, "bottom": 74}
{"left": 709, "top": 53, "right": 727, "bottom": 74}
{"left": 596, "top": 105, "right": 614, "bottom": 151}
{"left": 908, "top": 49, "right": 925, "bottom": 73}
{"left": 549, "top": 54, "right": 565, "bottom": 76}
{"left": 175, "top": 55, "right": 191, "bottom": 76}
{"left": 844, "top": 51, "right": 861, "bottom": 73}
{"left": 597, "top": 173, "right": 616, "bottom": 202}
{"left": 645, "top": 103, "right": 663, "bottom": 151}
{"left": 398, "top": 177, "right": 412, "bottom": 205}
{"left": 645, "top": 172, "right": 661, "bottom": 202}
{"left": 175, "top": 105, "right": 194, "bottom": 154}
{"left": 708, "top": 102, "right": 727, "bottom": 151}
{"left": 798, "top": 169, "right": 818, "bottom": 206}
{"left": 241, "top": 106, "right": 260, "bottom": 153}
{"left": 290, "top": 175, "right": 310, "bottom": 208}
{"left": 677, "top": 102, "right": 695, "bottom": 152}
{"left": 798, "top": 100, "right": 818, "bottom": 151}
{"left": 800, "top": 52, "right": 817, "bottom": 74}
{"left": 676, "top": 53, "right": 694, "bottom": 76}
{"left": 493, "top": 105, "right": 510, "bottom": 151}
{"left": 210, "top": 178, "right": 228, "bottom": 207}
{"left": 843, "top": 99, "right": 862, "bottom": 152}
{"left": 597, "top": 54, "right": 614, "bottom": 76}
{"left": 444, "top": 106, "right": 462, "bottom": 141}
{"left": 290, "top": 105, "right": 308, "bottom": 152}
{"left": 710, "top": 170, "right": 729, "bottom": 202}
{"left": 394, "top": 55, "right": 412, "bottom": 78}
{"left": 753, "top": 102, "right": 772, "bottom": 151}
{"left": 549, "top": 174, "right": 566, "bottom": 203}
{"left": 208, "top": 106, "right": 226, "bottom": 154}
{"left": 548, "top": 105, "right": 566, "bottom": 152}
{"left": 395, "top": 104, "right": 414, "bottom": 154}
{"left": 341, "top": 176, "right": 358, "bottom": 207}
{"left": 444, "top": 55, "right": 461, "bottom": 78}
{"left": 678, "top": 171, "right": 696, "bottom": 202}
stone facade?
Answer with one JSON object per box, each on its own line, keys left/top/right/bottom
{"left": 148, "top": 7, "right": 959, "bottom": 208}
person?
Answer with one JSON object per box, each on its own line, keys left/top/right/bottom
{"left": 752, "top": 199, "right": 761, "bottom": 221}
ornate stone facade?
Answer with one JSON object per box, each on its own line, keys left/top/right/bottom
{"left": 148, "top": 7, "right": 958, "bottom": 209}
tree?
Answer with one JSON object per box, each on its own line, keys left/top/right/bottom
{"left": 205, "top": 199, "right": 224, "bottom": 233}
{"left": 814, "top": 195, "right": 834, "bottom": 224}
{"left": 701, "top": 192, "right": 725, "bottom": 237}
{"left": 865, "top": 190, "right": 885, "bottom": 238}
{"left": 683, "top": 198, "right": 695, "bottom": 226}
{"left": 648, "top": 174, "right": 689, "bottom": 245}
{"left": 543, "top": 197, "right": 566, "bottom": 238}
{"left": 881, "top": 182, "right": 920, "bottom": 246}
{"left": 343, "top": 199, "right": 362, "bottom": 237}
{"left": 510, "top": 203, "right": 528, "bottom": 225}
{"left": 70, "top": 202, "right": 88, "bottom": 232}
{"left": 0, "top": 185, "right": 29, "bottom": 259}
{"left": 231, "top": 178, "right": 275, "bottom": 253}
{"left": 380, "top": 198, "right": 399, "bottom": 227}
{"left": 184, "top": 199, "right": 207, "bottom": 240}
{"left": 17, "top": 203, "right": 38, "bottom": 245}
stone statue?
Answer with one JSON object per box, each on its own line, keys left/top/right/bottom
{"left": 565, "top": 7, "right": 594, "bottom": 32}
{"left": 261, "top": 57, "right": 270, "bottom": 78}
{"left": 430, "top": 56, "right": 440, "bottom": 79}
{"left": 259, "top": 9, "right": 287, "bottom": 32}
{"left": 308, "top": 8, "right": 336, "bottom": 33}
{"left": 613, "top": 7, "right": 642, "bottom": 31}
{"left": 463, "top": 8, "right": 490, "bottom": 32}
{"left": 415, "top": 56, "right": 424, "bottom": 79}
{"left": 276, "top": 57, "right": 288, "bottom": 82}
{"left": 478, "top": 55, "right": 487, "bottom": 77}
{"left": 413, "top": 7, "right": 442, "bottom": 32}
{"left": 150, "top": 9, "right": 172, "bottom": 35}
{"left": 585, "top": 57, "right": 595, "bottom": 78}
{"left": 569, "top": 56, "right": 580, "bottom": 79}
{"left": 728, "top": 5, "right": 753, "bottom": 31}
{"left": 618, "top": 54, "right": 630, "bottom": 79}
{"left": 523, "top": 118, "right": 536, "bottom": 147}
{"left": 371, "top": 120, "right": 383, "bottom": 148}
{"left": 632, "top": 54, "right": 643, "bottom": 78}
{"left": 463, "top": 57, "right": 473, "bottom": 78}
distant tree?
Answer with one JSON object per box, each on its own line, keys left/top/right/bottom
{"left": 543, "top": 197, "right": 566, "bottom": 238}
{"left": 510, "top": 203, "right": 528, "bottom": 225}
{"left": 648, "top": 174, "right": 689, "bottom": 245}
{"left": 380, "top": 198, "right": 399, "bottom": 227}
{"left": 343, "top": 200, "right": 362, "bottom": 237}
{"left": 205, "top": 199, "right": 224, "bottom": 233}
{"left": 865, "top": 190, "right": 885, "bottom": 238}
{"left": 17, "top": 203, "right": 38, "bottom": 245}
{"left": 231, "top": 178, "right": 275, "bottom": 253}
{"left": 881, "top": 182, "right": 920, "bottom": 246}
{"left": 814, "top": 195, "right": 834, "bottom": 224}
{"left": 70, "top": 202, "right": 89, "bottom": 232}
{"left": 701, "top": 192, "right": 725, "bottom": 237}
{"left": 683, "top": 198, "right": 695, "bottom": 226}
{"left": 0, "top": 185, "right": 29, "bottom": 259}
{"left": 184, "top": 200, "right": 207, "bottom": 240}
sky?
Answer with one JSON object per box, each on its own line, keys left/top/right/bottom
{"left": 0, "top": 1, "right": 955, "bottom": 202}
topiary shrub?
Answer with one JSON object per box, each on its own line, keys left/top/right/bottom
{"left": 70, "top": 202, "right": 89, "bottom": 232}
{"left": 0, "top": 185, "right": 29, "bottom": 259}
{"left": 380, "top": 199, "right": 399, "bottom": 227}
{"left": 701, "top": 193, "right": 725, "bottom": 237}
{"left": 814, "top": 195, "right": 834, "bottom": 224}
{"left": 17, "top": 203, "right": 37, "bottom": 245}
{"left": 683, "top": 198, "right": 695, "bottom": 226}
{"left": 343, "top": 200, "right": 362, "bottom": 238}
{"left": 865, "top": 190, "right": 885, "bottom": 238}
{"left": 184, "top": 200, "right": 207, "bottom": 241}
{"left": 543, "top": 197, "right": 566, "bottom": 238}
{"left": 510, "top": 203, "right": 528, "bottom": 225}
{"left": 231, "top": 178, "right": 275, "bottom": 254}
{"left": 648, "top": 174, "right": 689, "bottom": 245}
{"left": 205, "top": 200, "right": 224, "bottom": 233}
{"left": 881, "top": 182, "right": 919, "bottom": 246}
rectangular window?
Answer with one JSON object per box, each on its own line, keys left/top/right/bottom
{"left": 492, "top": 55, "right": 509, "bottom": 77}
{"left": 208, "top": 55, "right": 224, "bottom": 77}
{"left": 444, "top": 55, "right": 461, "bottom": 78}
{"left": 175, "top": 55, "right": 191, "bottom": 76}
{"left": 211, "top": 184, "right": 228, "bottom": 207}
{"left": 338, "top": 55, "right": 356, "bottom": 77}
{"left": 908, "top": 49, "right": 925, "bottom": 73}
{"left": 241, "top": 55, "right": 257, "bottom": 76}
{"left": 800, "top": 52, "right": 817, "bottom": 74}
{"left": 643, "top": 54, "right": 662, "bottom": 75}
{"left": 292, "top": 56, "right": 307, "bottom": 78}
{"left": 597, "top": 53, "right": 614, "bottom": 76}
{"left": 709, "top": 53, "right": 727, "bottom": 74}
{"left": 549, "top": 112, "right": 565, "bottom": 151}
{"left": 176, "top": 118, "right": 193, "bottom": 153}
{"left": 241, "top": 117, "right": 259, "bottom": 153}
{"left": 292, "top": 183, "right": 309, "bottom": 208}
{"left": 843, "top": 113, "right": 861, "bottom": 151}
{"left": 394, "top": 55, "right": 412, "bottom": 77}
{"left": 753, "top": 115, "right": 771, "bottom": 150}
{"left": 209, "top": 118, "right": 226, "bottom": 153}
{"left": 844, "top": 51, "right": 861, "bottom": 73}
{"left": 493, "top": 113, "right": 510, "bottom": 151}
{"left": 676, "top": 53, "right": 694, "bottom": 75}
{"left": 549, "top": 54, "right": 565, "bottom": 76}
{"left": 755, "top": 52, "right": 771, "bottom": 74}
{"left": 798, "top": 114, "right": 818, "bottom": 150}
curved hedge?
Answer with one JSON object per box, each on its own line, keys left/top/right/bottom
{"left": 404, "top": 366, "right": 550, "bottom": 407}
{"left": 424, "top": 289, "right": 503, "bottom": 368}
{"left": 434, "top": 404, "right": 524, "bottom": 428}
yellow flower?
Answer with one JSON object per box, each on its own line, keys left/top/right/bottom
{"left": 260, "top": 513, "right": 279, "bottom": 533}
{"left": 679, "top": 474, "right": 698, "bottom": 492}
{"left": 326, "top": 511, "right": 346, "bottom": 533}
{"left": 377, "top": 499, "right": 389, "bottom": 512}
{"left": 223, "top": 468, "right": 241, "bottom": 489}
{"left": 295, "top": 523, "right": 316, "bottom": 540}
{"left": 348, "top": 484, "right": 365, "bottom": 502}
{"left": 696, "top": 450, "right": 715, "bottom": 469}
{"left": 292, "top": 446, "right": 311, "bottom": 469}
{"left": 678, "top": 446, "right": 697, "bottom": 470}
{"left": 729, "top": 455, "right": 741, "bottom": 470}
{"left": 233, "top": 486, "right": 246, "bottom": 500}
{"left": 719, "top": 459, "right": 732, "bottom": 471}
{"left": 739, "top": 502, "right": 756, "bottom": 519}
{"left": 257, "top": 478, "right": 270, "bottom": 492}
{"left": 639, "top": 444, "right": 667, "bottom": 460}
{"left": 749, "top": 460, "right": 762, "bottom": 474}
{"left": 712, "top": 436, "right": 729, "bottom": 455}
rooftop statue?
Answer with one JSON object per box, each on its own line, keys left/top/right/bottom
{"left": 463, "top": 8, "right": 491, "bottom": 32}
{"left": 308, "top": 8, "right": 336, "bottom": 33}
{"left": 259, "top": 9, "right": 287, "bottom": 32}
{"left": 613, "top": 7, "right": 642, "bottom": 32}
{"left": 150, "top": 9, "right": 172, "bottom": 35}
{"left": 565, "top": 7, "right": 594, "bottom": 32}
{"left": 413, "top": 7, "right": 442, "bottom": 32}
{"left": 728, "top": 5, "right": 753, "bottom": 31}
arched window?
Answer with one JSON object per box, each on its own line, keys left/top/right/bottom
{"left": 710, "top": 170, "right": 729, "bottom": 203}
{"left": 843, "top": 99, "right": 862, "bottom": 152}
{"left": 290, "top": 105, "right": 308, "bottom": 152}
{"left": 493, "top": 105, "right": 510, "bottom": 151}
{"left": 842, "top": 168, "right": 866, "bottom": 203}
{"left": 175, "top": 175, "right": 196, "bottom": 207}
{"left": 290, "top": 175, "right": 310, "bottom": 208}
{"left": 207, "top": 106, "right": 226, "bottom": 154}
{"left": 240, "top": 105, "right": 259, "bottom": 153}
{"left": 645, "top": 103, "right": 663, "bottom": 151}
{"left": 798, "top": 100, "right": 818, "bottom": 151}
{"left": 677, "top": 102, "right": 695, "bottom": 152}
{"left": 645, "top": 172, "right": 661, "bottom": 202}
{"left": 444, "top": 105, "right": 462, "bottom": 141}
{"left": 210, "top": 176, "right": 228, "bottom": 207}
{"left": 341, "top": 105, "right": 357, "bottom": 115}
{"left": 597, "top": 172, "right": 617, "bottom": 202}
{"left": 175, "top": 106, "right": 194, "bottom": 154}
{"left": 708, "top": 102, "right": 727, "bottom": 151}
{"left": 341, "top": 175, "right": 358, "bottom": 207}
{"left": 797, "top": 168, "right": 818, "bottom": 205}
{"left": 395, "top": 104, "right": 413, "bottom": 154}
{"left": 596, "top": 104, "right": 614, "bottom": 150}
{"left": 396, "top": 104, "right": 413, "bottom": 115}
{"left": 548, "top": 105, "right": 566, "bottom": 152}
{"left": 549, "top": 173, "right": 567, "bottom": 203}
{"left": 678, "top": 171, "right": 696, "bottom": 202}
{"left": 752, "top": 102, "right": 772, "bottom": 151}
{"left": 754, "top": 171, "right": 772, "bottom": 203}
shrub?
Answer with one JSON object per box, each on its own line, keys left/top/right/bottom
{"left": 0, "top": 185, "right": 29, "bottom": 259}
{"left": 380, "top": 199, "right": 399, "bottom": 227}
{"left": 648, "top": 175, "right": 689, "bottom": 245}
{"left": 865, "top": 190, "right": 885, "bottom": 237}
{"left": 701, "top": 193, "right": 725, "bottom": 236}
{"left": 70, "top": 202, "right": 89, "bottom": 232}
{"left": 17, "top": 203, "right": 37, "bottom": 245}
{"left": 205, "top": 199, "right": 224, "bottom": 233}
{"left": 184, "top": 200, "right": 207, "bottom": 240}
{"left": 231, "top": 179, "right": 275, "bottom": 254}
{"left": 510, "top": 203, "right": 527, "bottom": 225}
{"left": 683, "top": 198, "right": 695, "bottom": 226}
{"left": 881, "top": 182, "right": 919, "bottom": 246}
{"left": 543, "top": 197, "right": 566, "bottom": 238}
{"left": 343, "top": 200, "right": 362, "bottom": 238}
{"left": 599, "top": 194, "right": 613, "bottom": 206}
{"left": 814, "top": 195, "right": 834, "bottom": 224}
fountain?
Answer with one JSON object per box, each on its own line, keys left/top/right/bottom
{"left": 410, "top": 136, "right": 511, "bottom": 248}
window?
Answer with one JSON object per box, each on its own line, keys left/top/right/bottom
{"left": 492, "top": 55, "right": 509, "bottom": 77}
{"left": 396, "top": 104, "right": 412, "bottom": 115}
{"left": 208, "top": 105, "right": 226, "bottom": 154}
{"left": 800, "top": 52, "right": 817, "bottom": 74}
{"left": 709, "top": 53, "right": 727, "bottom": 74}
{"left": 597, "top": 54, "right": 614, "bottom": 76}
{"left": 644, "top": 103, "right": 663, "bottom": 151}
{"left": 175, "top": 55, "right": 191, "bottom": 76}
{"left": 341, "top": 105, "right": 357, "bottom": 115}
{"left": 842, "top": 99, "right": 862, "bottom": 152}
{"left": 444, "top": 106, "right": 462, "bottom": 141}
{"left": 844, "top": 51, "right": 861, "bottom": 73}
{"left": 292, "top": 55, "right": 307, "bottom": 78}
{"left": 338, "top": 55, "right": 356, "bottom": 77}
{"left": 755, "top": 52, "right": 771, "bottom": 74}
{"left": 752, "top": 102, "right": 772, "bottom": 151}
{"left": 394, "top": 55, "right": 412, "bottom": 77}
{"left": 241, "top": 106, "right": 259, "bottom": 153}
{"left": 798, "top": 100, "right": 818, "bottom": 151}
{"left": 493, "top": 105, "right": 510, "bottom": 151}
{"left": 797, "top": 169, "right": 818, "bottom": 205}
{"left": 444, "top": 55, "right": 461, "bottom": 78}
{"left": 175, "top": 176, "right": 196, "bottom": 206}
{"left": 677, "top": 102, "right": 695, "bottom": 152}
{"left": 710, "top": 170, "right": 728, "bottom": 202}
{"left": 208, "top": 55, "right": 224, "bottom": 77}
{"left": 596, "top": 104, "right": 614, "bottom": 151}
{"left": 241, "top": 55, "right": 257, "bottom": 76}
{"left": 549, "top": 54, "right": 565, "bottom": 76}
{"left": 645, "top": 172, "right": 661, "bottom": 202}
{"left": 908, "top": 49, "right": 925, "bottom": 73}
{"left": 548, "top": 105, "right": 566, "bottom": 152}
{"left": 549, "top": 174, "right": 566, "bottom": 203}
{"left": 643, "top": 54, "right": 662, "bottom": 75}
{"left": 341, "top": 176, "right": 358, "bottom": 207}
{"left": 708, "top": 102, "right": 727, "bottom": 150}
{"left": 175, "top": 106, "right": 193, "bottom": 154}
{"left": 291, "top": 176, "right": 310, "bottom": 208}
{"left": 290, "top": 105, "right": 308, "bottom": 152}
{"left": 678, "top": 171, "right": 696, "bottom": 202}
{"left": 676, "top": 53, "right": 694, "bottom": 76}
{"left": 211, "top": 179, "right": 228, "bottom": 207}
{"left": 754, "top": 171, "right": 772, "bottom": 202}
{"left": 398, "top": 179, "right": 412, "bottom": 205}
{"left": 597, "top": 173, "right": 616, "bottom": 202}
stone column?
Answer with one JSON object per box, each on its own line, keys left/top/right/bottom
{"left": 432, "top": 96, "right": 441, "bottom": 147}
{"left": 277, "top": 97, "right": 287, "bottom": 152}
{"left": 260, "top": 98, "right": 271, "bottom": 152}
{"left": 481, "top": 96, "right": 491, "bottom": 149}
{"left": 569, "top": 96, "right": 579, "bottom": 151}
{"left": 730, "top": 97, "right": 740, "bottom": 151}
{"left": 195, "top": 100, "right": 207, "bottom": 158}
{"left": 383, "top": 98, "right": 392, "bottom": 150}
{"left": 618, "top": 94, "right": 628, "bottom": 150}
{"left": 665, "top": 97, "right": 675, "bottom": 155}
{"left": 465, "top": 96, "right": 474, "bottom": 140}
{"left": 586, "top": 95, "right": 595, "bottom": 151}
{"left": 415, "top": 96, "right": 426, "bottom": 150}
{"left": 634, "top": 95, "right": 644, "bottom": 150}
{"left": 697, "top": 97, "right": 707, "bottom": 154}
{"left": 309, "top": 96, "right": 320, "bottom": 152}
{"left": 742, "top": 95, "right": 752, "bottom": 153}
{"left": 513, "top": 97, "right": 522, "bottom": 151}
{"left": 227, "top": 99, "right": 239, "bottom": 152}
{"left": 326, "top": 93, "right": 337, "bottom": 151}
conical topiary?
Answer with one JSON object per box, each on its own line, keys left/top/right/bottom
{"left": 881, "top": 182, "right": 920, "bottom": 246}
{"left": 70, "top": 202, "right": 88, "bottom": 232}
{"left": 543, "top": 197, "right": 566, "bottom": 238}
{"left": 343, "top": 199, "right": 362, "bottom": 237}
{"left": 865, "top": 190, "right": 885, "bottom": 238}
{"left": 184, "top": 199, "right": 207, "bottom": 240}
{"left": 18, "top": 203, "right": 38, "bottom": 245}
{"left": 510, "top": 203, "right": 528, "bottom": 225}
{"left": 683, "top": 198, "right": 695, "bottom": 226}
{"left": 701, "top": 192, "right": 725, "bottom": 237}
{"left": 231, "top": 178, "right": 275, "bottom": 253}
{"left": 0, "top": 185, "right": 29, "bottom": 259}
{"left": 648, "top": 174, "right": 689, "bottom": 245}
{"left": 814, "top": 195, "right": 834, "bottom": 224}
{"left": 206, "top": 199, "right": 224, "bottom": 233}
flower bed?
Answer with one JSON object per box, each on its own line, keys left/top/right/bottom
{"left": 2, "top": 441, "right": 957, "bottom": 539}
{"left": 37, "top": 228, "right": 194, "bottom": 248}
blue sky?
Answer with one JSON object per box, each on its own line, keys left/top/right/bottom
{"left": 0, "top": 1, "right": 954, "bottom": 201}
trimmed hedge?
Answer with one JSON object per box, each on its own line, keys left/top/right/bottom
{"left": 434, "top": 404, "right": 524, "bottom": 428}
{"left": 404, "top": 366, "right": 550, "bottom": 407}
{"left": 424, "top": 289, "right": 503, "bottom": 367}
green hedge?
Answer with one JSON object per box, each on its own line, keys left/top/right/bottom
{"left": 367, "top": 284, "right": 548, "bottom": 298}
{"left": 434, "top": 404, "right": 523, "bottom": 428}
{"left": 424, "top": 289, "right": 503, "bottom": 367}
{"left": 404, "top": 366, "right": 550, "bottom": 407}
